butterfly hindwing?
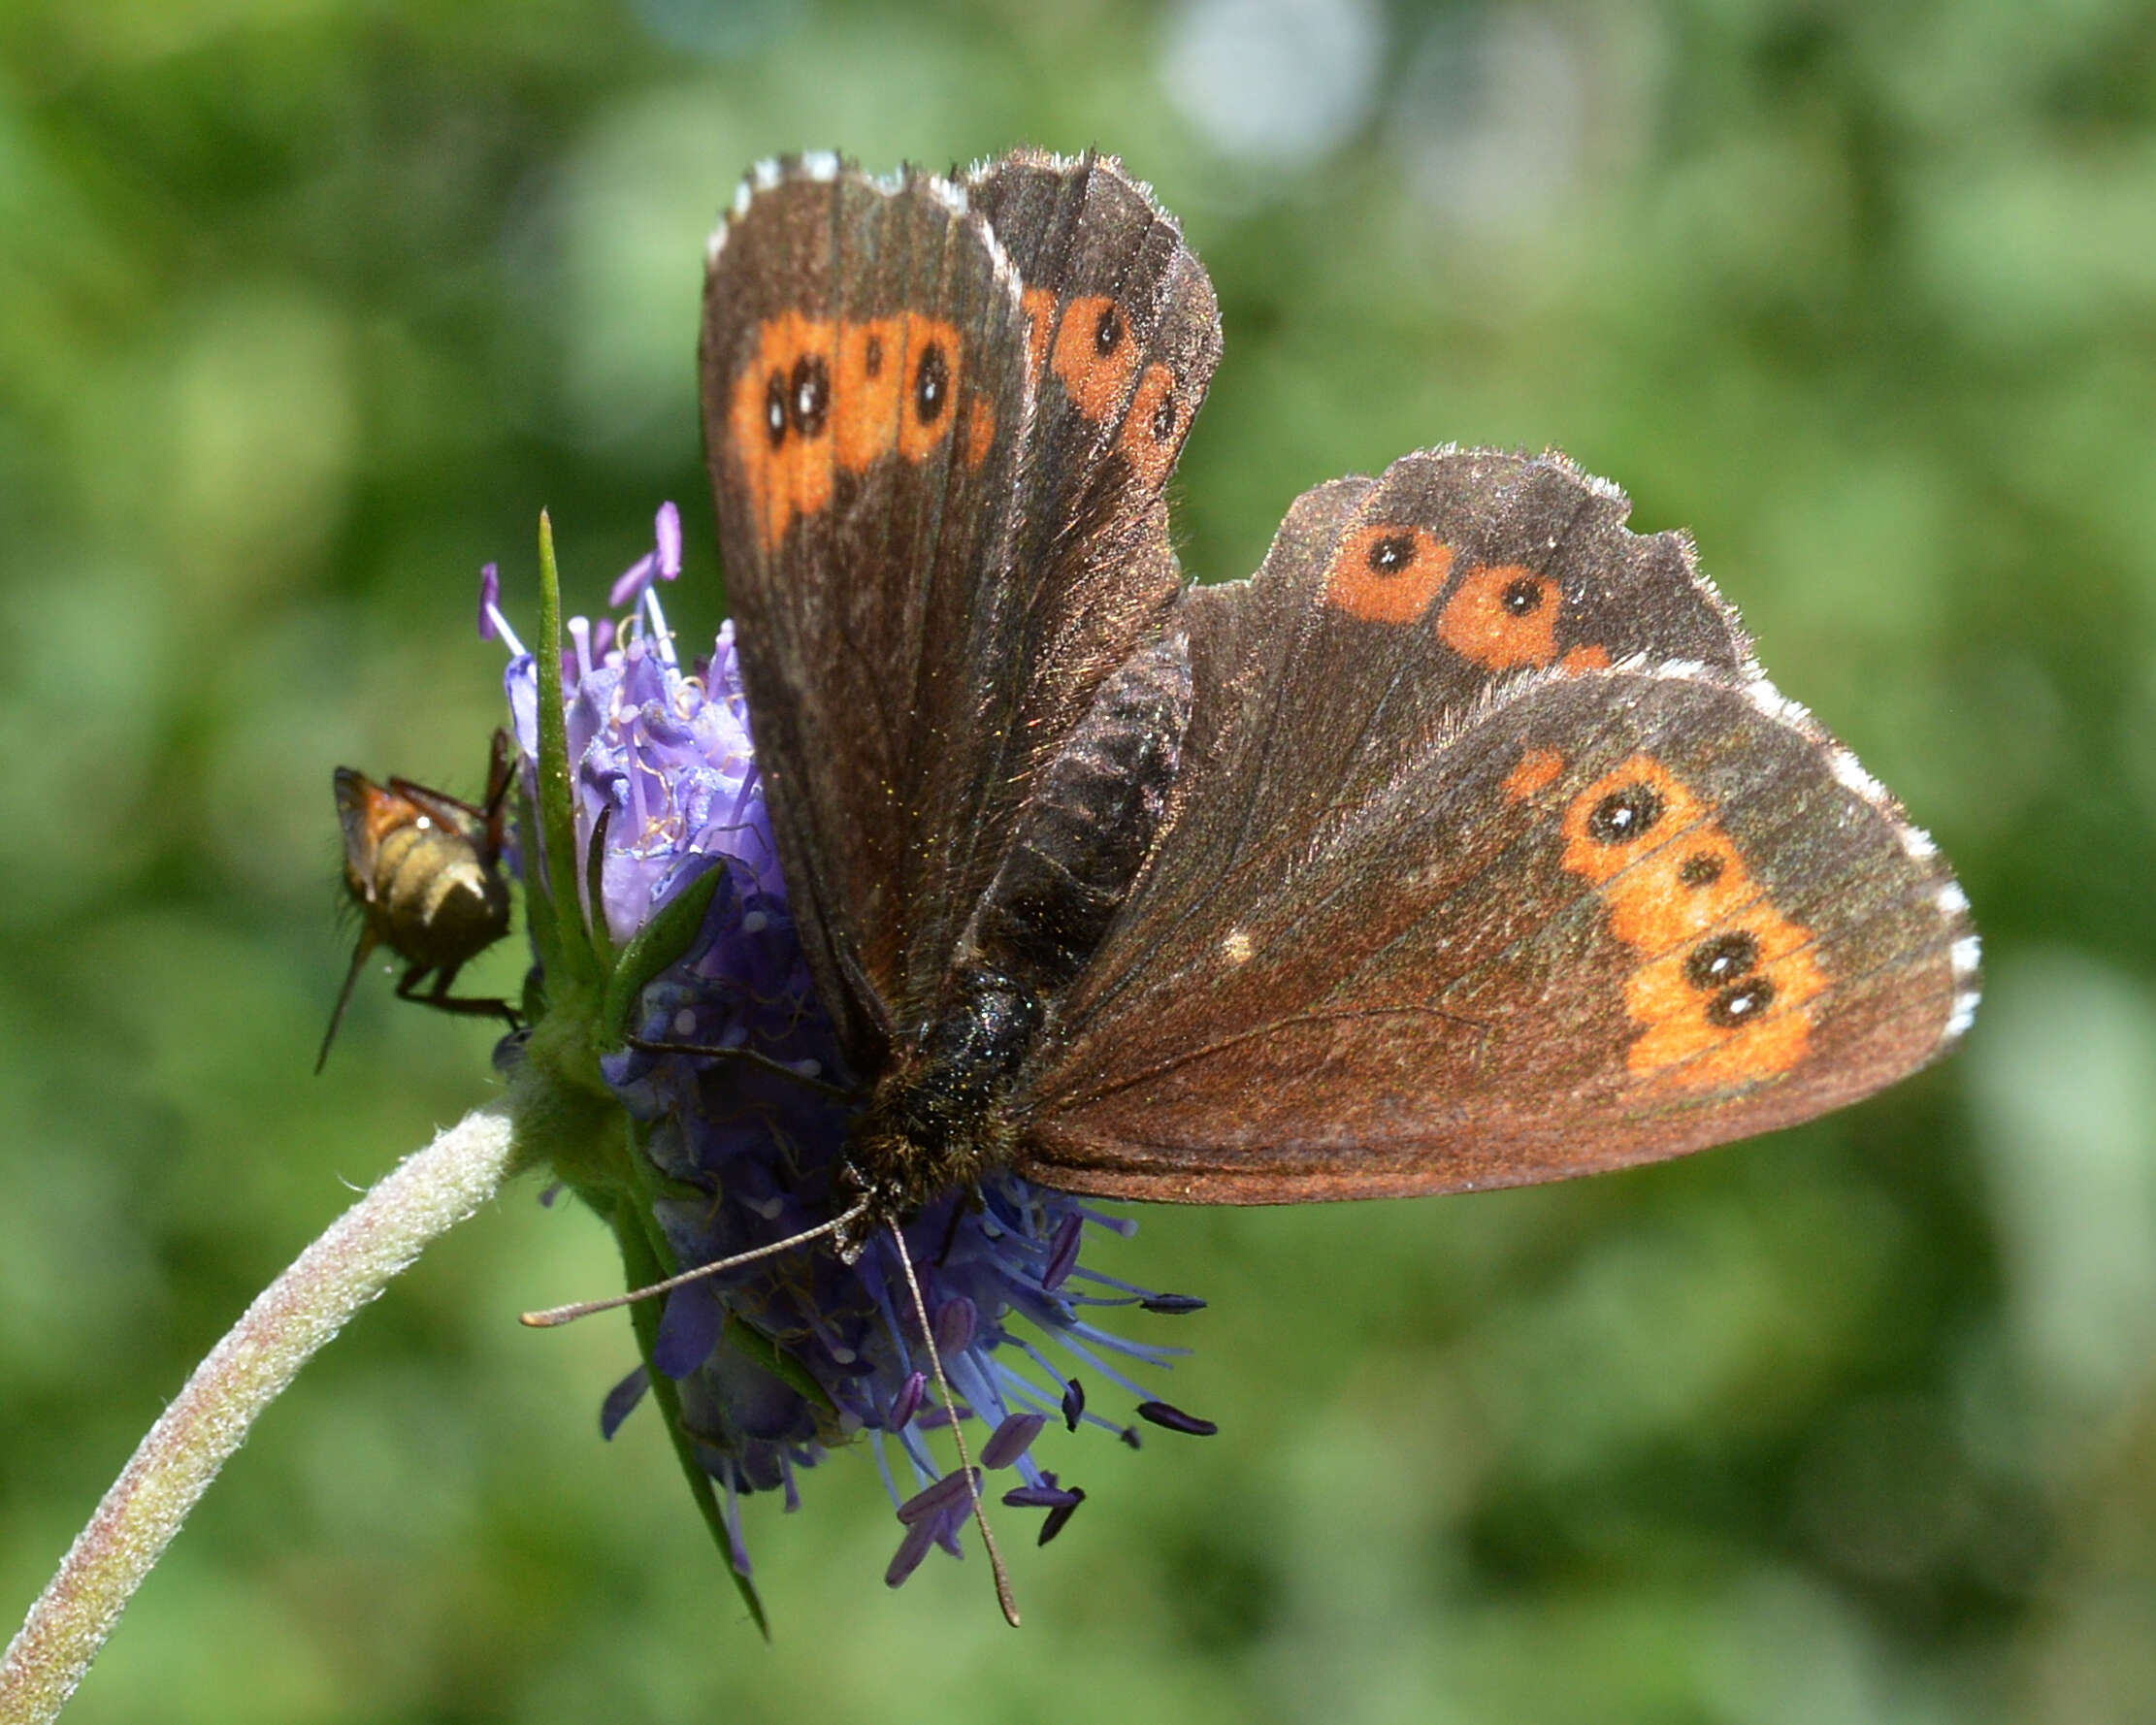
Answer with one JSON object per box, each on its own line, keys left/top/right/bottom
{"left": 1013, "top": 455, "right": 1975, "bottom": 1201}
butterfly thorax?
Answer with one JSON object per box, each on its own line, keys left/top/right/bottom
{"left": 844, "top": 961, "right": 1040, "bottom": 1227}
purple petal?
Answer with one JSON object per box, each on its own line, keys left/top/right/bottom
{"left": 1042, "top": 1213, "right": 1084, "bottom": 1292}
{"left": 932, "top": 1295, "right": 976, "bottom": 1356}
{"left": 656, "top": 501, "right": 681, "bottom": 580}
{"left": 885, "top": 1516, "right": 940, "bottom": 1587}
{"left": 1039, "top": 1489, "right": 1086, "bottom": 1545}
{"left": 653, "top": 1282, "right": 723, "bottom": 1379}
{"left": 1136, "top": 1400, "right": 1219, "bottom": 1437}
{"left": 980, "top": 1412, "right": 1048, "bottom": 1470}
{"left": 888, "top": 1370, "right": 926, "bottom": 1430}
{"left": 897, "top": 1467, "right": 979, "bottom": 1526}
{"left": 600, "top": 1364, "right": 649, "bottom": 1439}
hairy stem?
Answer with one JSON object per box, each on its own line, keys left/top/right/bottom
{"left": 0, "top": 1107, "right": 519, "bottom": 1725}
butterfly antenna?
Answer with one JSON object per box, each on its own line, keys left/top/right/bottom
{"left": 889, "top": 1219, "right": 1021, "bottom": 1628}
{"left": 518, "top": 1199, "right": 871, "bottom": 1327}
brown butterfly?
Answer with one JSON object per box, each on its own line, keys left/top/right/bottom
{"left": 317, "top": 729, "right": 520, "bottom": 1072}
{"left": 695, "top": 148, "right": 1977, "bottom": 1245}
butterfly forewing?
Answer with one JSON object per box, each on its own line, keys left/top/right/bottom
{"left": 703, "top": 155, "right": 1226, "bottom": 1056}
{"left": 942, "top": 150, "right": 1224, "bottom": 972}
{"left": 702, "top": 161, "right": 1037, "bottom": 1049}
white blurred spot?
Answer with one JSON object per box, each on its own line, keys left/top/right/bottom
{"left": 1160, "top": 0, "right": 1385, "bottom": 169}
{"left": 1393, "top": 6, "right": 1594, "bottom": 230}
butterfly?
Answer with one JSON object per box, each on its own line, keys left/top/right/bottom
{"left": 696, "top": 147, "right": 1977, "bottom": 1251}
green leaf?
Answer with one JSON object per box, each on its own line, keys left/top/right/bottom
{"left": 600, "top": 861, "right": 728, "bottom": 1049}
{"left": 534, "top": 511, "right": 603, "bottom": 992}
{"left": 584, "top": 803, "right": 618, "bottom": 974}
{"left": 723, "top": 1314, "right": 839, "bottom": 1422}
{"left": 616, "top": 1208, "right": 769, "bottom": 1638}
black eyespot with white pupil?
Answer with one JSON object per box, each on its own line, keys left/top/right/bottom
{"left": 1706, "top": 977, "right": 1777, "bottom": 1027}
{"left": 764, "top": 372, "right": 787, "bottom": 446}
{"left": 1367, "top": 534, "right": 1418, "bottom": 575}
{"left": 1683, "top": 930, "right": 1759, "bottom": 991}
{"left": 790, "top": 353, "right": 830, "bottom": 439}
{"left": 1503, "top": 576, "right": 1546, "bottom": 616}
{"left": 915, "top": 342, "right": 948, "bottom": 422}
{"left": 1585, "top": 782, "right": 1664, "bottom": 845}
{"left": 1094, "top": 304, "right": 1123, "bottom": 355}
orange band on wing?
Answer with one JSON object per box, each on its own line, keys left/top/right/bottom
{"left": 1021, "top": 287, "right": 1055, "bottom": 391}
{"left": 1559, "top": 754, "right": 1823, "bottom": 1087}
{"left": 730, "top": 311, "right": 967, "bottom": 552}
{"left": 1051, "top": 294, "right": 1140, "bottom": 422}
{"left": 1504, "top": 748, "right": 1565, "bottom": 801}
{"left": 1119, "top": 362, "right": 1183, "bottom": 488}
{"left": 1436, "top": 563, "right": 1561, "bottom": 669}
{"left": 1322, "top": 524, "right": 1454, "bottom": 624}
{"left": 964, "top": 393, "right": 996, "bottom": 469}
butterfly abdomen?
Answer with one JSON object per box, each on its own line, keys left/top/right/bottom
{"left": 969, "top": 627, "right": 1192, "bottom": 995}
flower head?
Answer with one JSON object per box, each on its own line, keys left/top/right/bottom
{"left": 489, "top": 506, "right": 1211, "bottom": 1611}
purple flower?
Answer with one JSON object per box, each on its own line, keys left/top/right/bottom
{"left": 489, "top": 507, "right": 1212, "bottom": 1606}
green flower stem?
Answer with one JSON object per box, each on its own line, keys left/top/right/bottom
{"left": 0, "top": 1107, "right": 520, "bottom": 1725}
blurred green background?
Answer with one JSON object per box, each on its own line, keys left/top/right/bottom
{"left": 5, "top": 0, "right": 2154, "bottom": 1719}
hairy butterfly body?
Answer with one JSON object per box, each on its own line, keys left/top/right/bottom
{"left": 699, "top": 149, "right": 1976, "bottom": 1247}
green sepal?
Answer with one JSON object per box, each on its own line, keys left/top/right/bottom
{"left": 515, "top": 783, "right": 568, "bottom": 992}
{"left": 616, "top": 1208, "right": 769, "bottom": 1638}
{"left": 533, "top": 512, "right": 603, "bottom": 993}
{"left": 600, "top": 861, "right": 729, "bottom": 1050}
{"left": 723, "top": 1314, "right": 839, "bottom": 1422}
{"left": 583, "top": 805, "right": 618, "bottom": 974}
